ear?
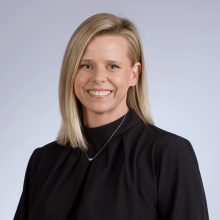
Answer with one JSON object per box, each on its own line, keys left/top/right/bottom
{"left": 129, "top": 62, "right": 141, "bottom": 86}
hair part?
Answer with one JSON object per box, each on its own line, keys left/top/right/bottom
{"left": 56, "top": 13, "right": 155, "bottom": 151}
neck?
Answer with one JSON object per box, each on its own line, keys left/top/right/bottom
{"left": 82, "top": 106, "right": 129, "bottom": 128}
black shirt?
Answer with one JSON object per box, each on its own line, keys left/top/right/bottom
{"left": 14, "top": 108, "right": 209, "bottom": 220}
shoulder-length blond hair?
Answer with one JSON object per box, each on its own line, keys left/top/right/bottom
{"left": 56, "top": 13, "right": 154, "bottom": 151}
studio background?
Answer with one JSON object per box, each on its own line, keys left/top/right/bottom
{"left": 0, "top": 0, "right": 219, "bottom": 219}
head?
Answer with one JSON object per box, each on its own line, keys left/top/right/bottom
{"left": 74, "top": 34, "right": 141, "bottom": 123}
{"left": 56, "top": 13, "right": 154, "bottom": 150}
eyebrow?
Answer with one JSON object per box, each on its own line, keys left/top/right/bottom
{"left": 80, "top": 59, "right": 123, "bottom": 65}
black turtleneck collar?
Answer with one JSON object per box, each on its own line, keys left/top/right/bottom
{"left": 81, "top": 108, "right": 142, "bottom": 146}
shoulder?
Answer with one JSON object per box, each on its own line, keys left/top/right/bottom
{"left": 28, "top": 141, "right": 66, "bottom": 168}
{"left": 138, "top": 122, "right": 198, "bottom": 167}
{"left": 143, "top": 123, "right": 199, "bottom": 172}
{"left": 31, "top": 140, "right": 61, "bottom": 156}
{"left": 23, "top": 141, "right": 70, "bottom": 187}
{"left": 136, "top": 123, "right": 200, "bottom": 184}
{"left": 135, "top": 122, "right": 190, "bottom": 150}
{"left": 144, "top": 123, "right": 187, "bottom": 142}
{"left": 143, "top": 123, "right": 192, "bottom": 149}
{"left": 33, "top": 140, "right": 63, "bottom": 153}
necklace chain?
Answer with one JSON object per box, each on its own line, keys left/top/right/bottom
{"left": 84, "top": 113, "right": 127, "bottom": 161}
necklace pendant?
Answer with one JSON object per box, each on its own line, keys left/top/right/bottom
{"left": 84, "top": 113, "right": 127, "bottom": 161}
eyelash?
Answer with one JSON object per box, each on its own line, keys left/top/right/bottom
{"left": 81, "top": 64, "right": 92, "bottom": 69}
{"left": 109, "top": 65, "right": 119, "bottom": 69}
{"left": 80, "top": 64, "right": 119, "bottom": 69}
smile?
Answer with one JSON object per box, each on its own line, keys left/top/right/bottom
{"left": 88, "top": 91, "right": 111, "bottom": 96}
{"left": 87, "top": 90, "right": 113, "bottom": 98}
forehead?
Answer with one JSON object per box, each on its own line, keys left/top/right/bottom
{"left": 88, "top": 34, "right": 128, "bottom": 46}
{"left": 82, "top": 35, "right": 129, "bottom": 58}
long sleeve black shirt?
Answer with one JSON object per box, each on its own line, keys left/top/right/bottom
{"left": 14, "top": 108, "right": 209, "bottom": 219}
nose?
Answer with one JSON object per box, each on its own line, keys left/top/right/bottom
{"left": 92, "top": 66, "right": 107, "bottom": 84}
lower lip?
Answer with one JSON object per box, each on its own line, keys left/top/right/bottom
{"left": 87, "top": 91, "right": 113, "bottom": 99}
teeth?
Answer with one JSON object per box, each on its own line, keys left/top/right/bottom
{"left": 88, "top": 91, "right": 111, "bottom": 96}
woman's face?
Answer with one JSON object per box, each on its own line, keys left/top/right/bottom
{"left": 74, "top": 35, "right": 141, "bottom": 116}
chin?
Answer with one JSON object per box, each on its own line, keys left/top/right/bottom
{"left": 84, "top": 105, "right": 116, "bottom": 114}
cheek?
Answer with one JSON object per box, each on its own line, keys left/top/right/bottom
{"left": 113, "top": 71, "right": 131, "bottom": 92}
{"left": 74, "top": 72, "right": 87, "bottom": 94}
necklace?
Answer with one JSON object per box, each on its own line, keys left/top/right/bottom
{"left": 84, "top": 113, "right": 127, "bottom": 161}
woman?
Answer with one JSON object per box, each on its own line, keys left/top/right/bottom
{"left": 14, "top": 13, "right": 209, "bottom": 219}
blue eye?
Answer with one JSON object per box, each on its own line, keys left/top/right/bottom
{"left": 81, "top": 64, "right": 92, "bottom": 69}
{"left": 109, "top": 65, "right": 118, "bottom": 69}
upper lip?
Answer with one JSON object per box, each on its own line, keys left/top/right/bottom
{"left": 87, "top": 89, "right": 112, "bottom": 91}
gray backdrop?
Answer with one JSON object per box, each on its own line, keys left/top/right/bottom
{"left": 0, "top": 0, "right": 219, "bottom": 219}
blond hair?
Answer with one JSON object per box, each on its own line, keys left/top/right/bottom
{"left": 56, "top": 13, "right": 155, "bottom": 151}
